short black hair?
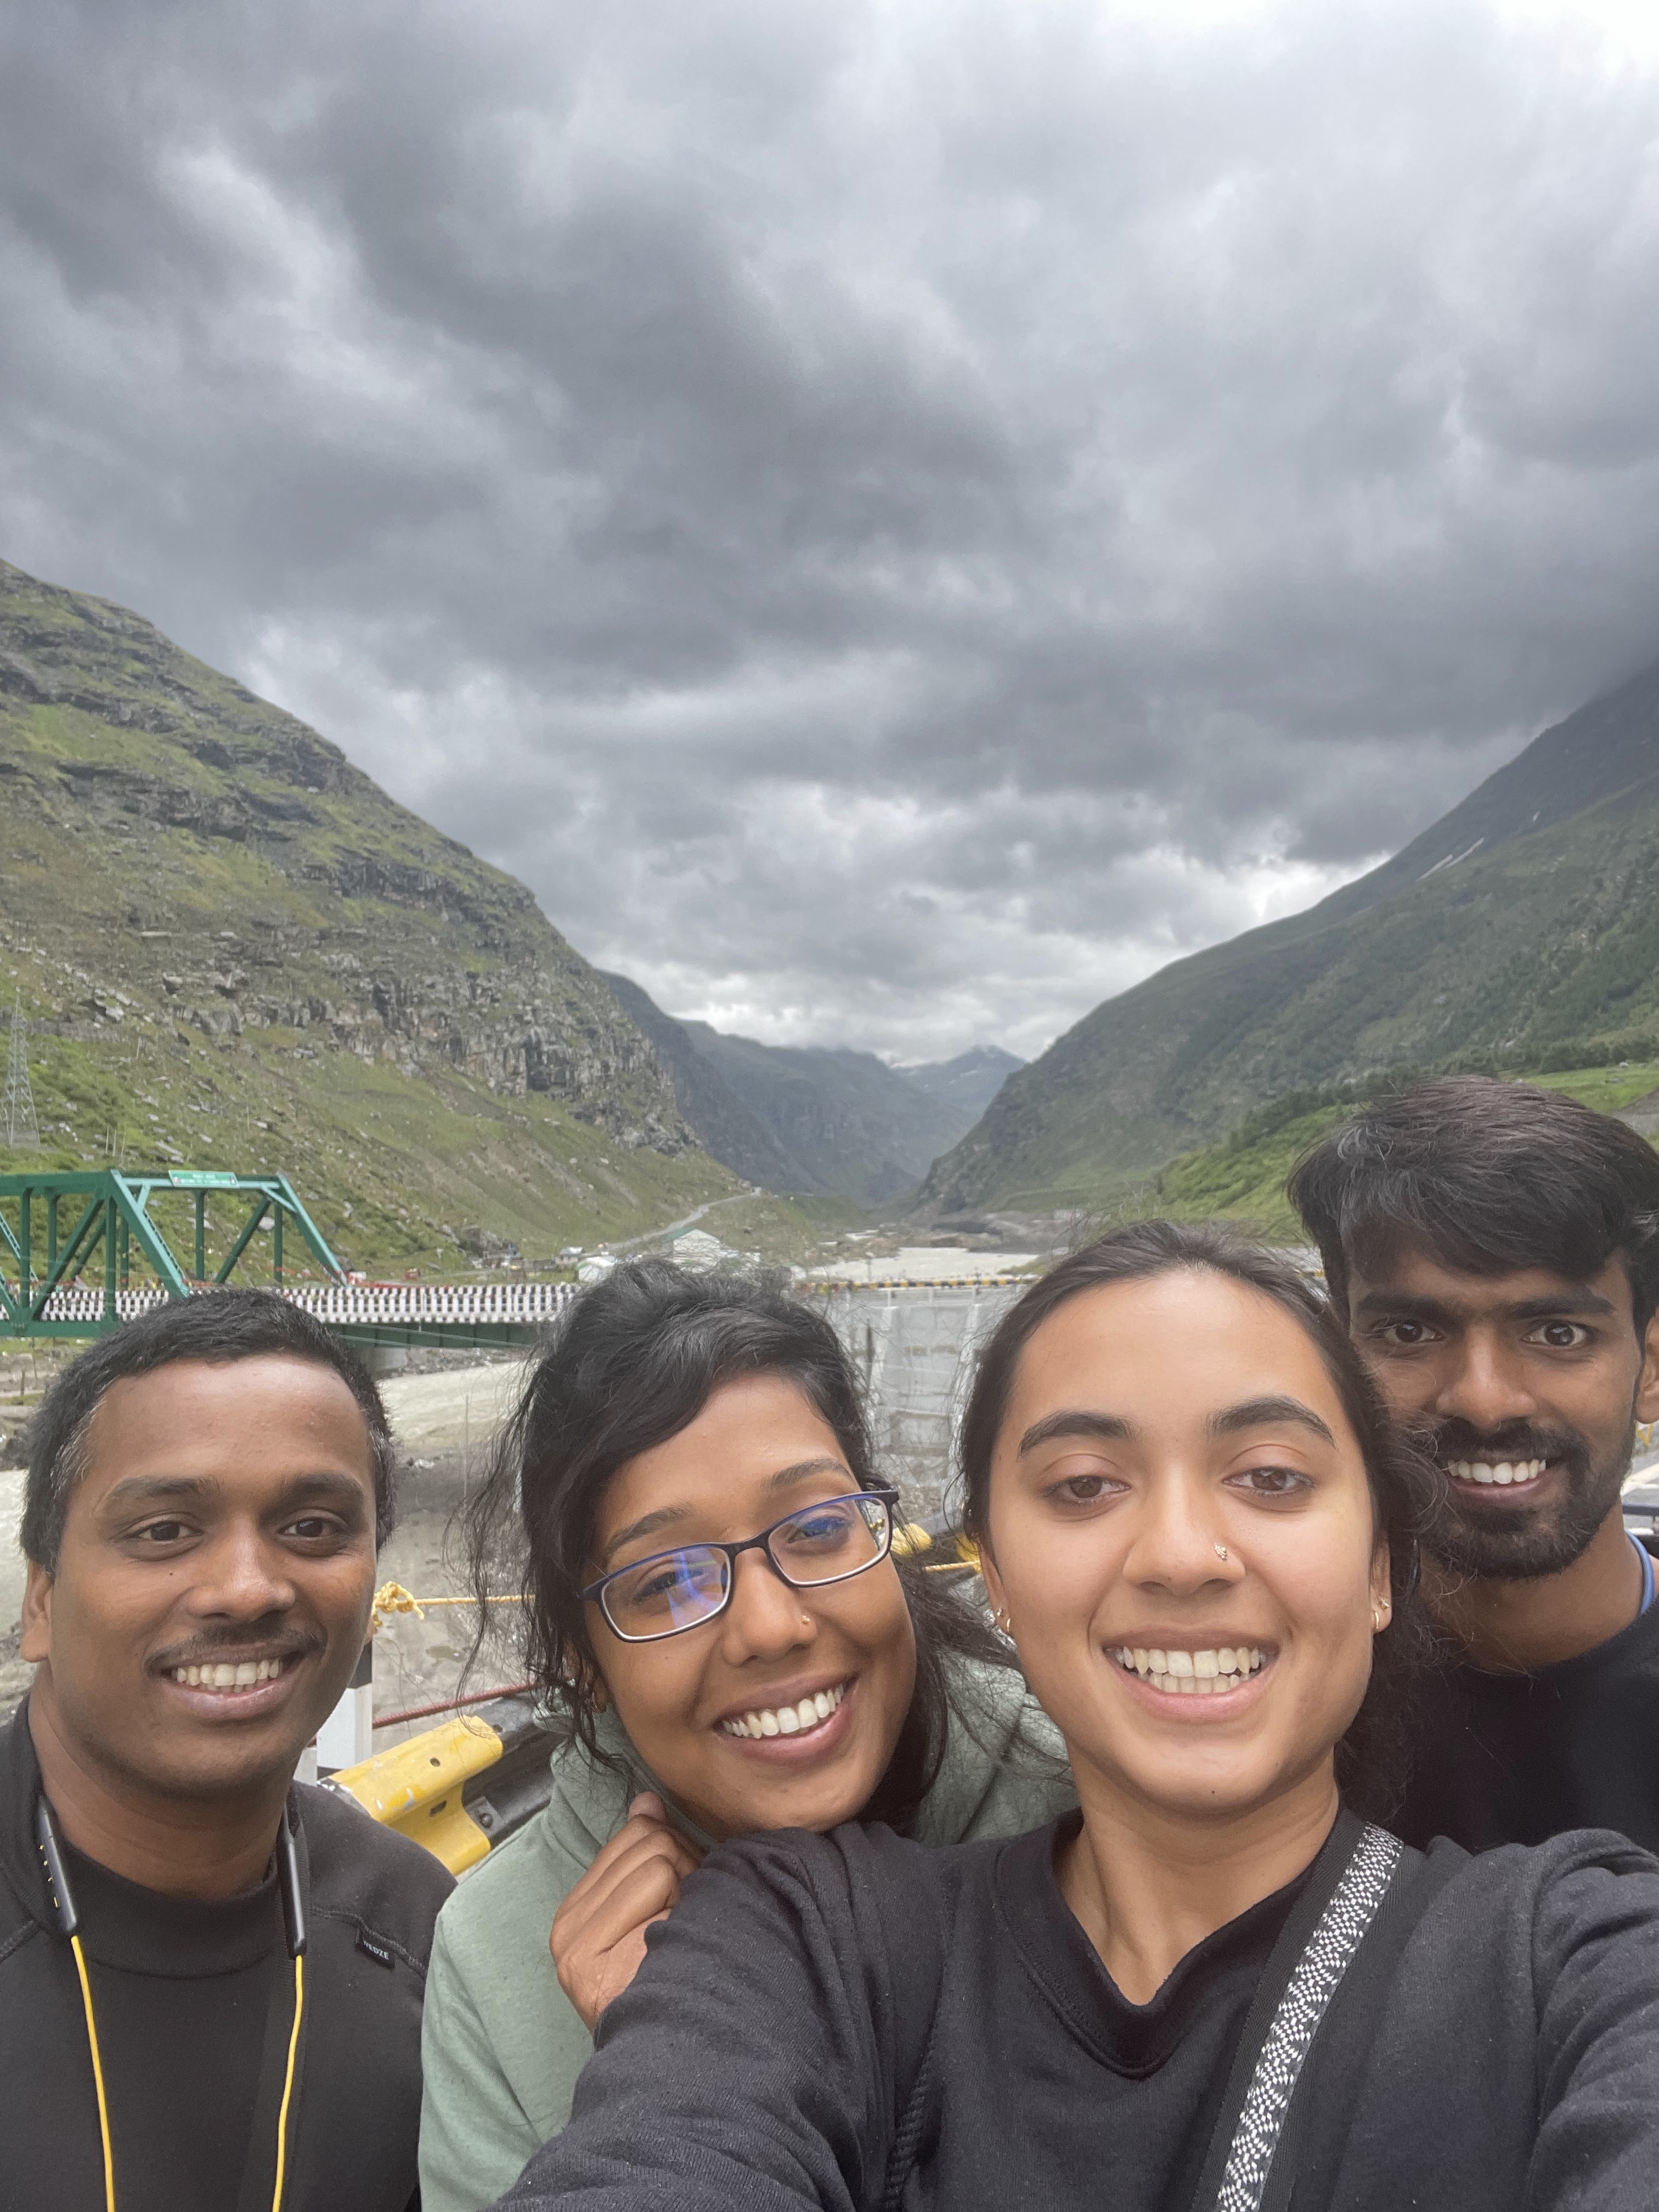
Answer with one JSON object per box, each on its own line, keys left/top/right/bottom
{"left": 24, "top": 1290, "right": 397, "bottom": 1568}
{"left": 465, "top": 1259, "right": 1017, "bottom": 1837}
{"left": 958, "top": 1220, "right": 1442, "bottom": 1821}
{"left": 1288, "top": 1076, "right": 1659, "bottom": 1332}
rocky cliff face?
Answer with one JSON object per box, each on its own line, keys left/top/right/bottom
{"left": 0, "top": 557, "right": 689, "bottom": 1155}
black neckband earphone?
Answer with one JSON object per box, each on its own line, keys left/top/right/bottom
{"left": 35, "top": 1794, "right": 308, "bottom": 2212}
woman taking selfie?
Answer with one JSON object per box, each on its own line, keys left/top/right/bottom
{"left": 418, "top": 1262, "right": 1073, "bottom": 2212}
{"left": 496, "top": 1224, "right": 1659, "bottom": 2212}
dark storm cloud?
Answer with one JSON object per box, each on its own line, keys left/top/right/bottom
{"left": 4, "top": 0, "right": 1659, "bottom": 1058}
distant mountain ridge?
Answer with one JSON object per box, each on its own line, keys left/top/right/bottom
{"left": 921, "top": 653, "right": 1659, "bottom": 1214}
{"left": 602, "top": 973, "right": 1020, "bottom": 1205}
{"left": 896, "top": 1045, "right": 1022, "bottom": 1124}
{"left": 599, "top": 974, "right": 799, "bottom": 1192}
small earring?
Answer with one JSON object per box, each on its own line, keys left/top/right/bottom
{"left": 1214, "top": 1543, "right": 1228, "bottom": 1561}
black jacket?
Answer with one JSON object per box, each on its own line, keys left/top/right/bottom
{"left": 499, "top": 1809, "right": 1659, "bottom": 2212}
{"left": 0, "top": 1699, "right": 453, "bottom": 2212}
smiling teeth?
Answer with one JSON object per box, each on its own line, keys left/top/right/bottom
{"left": 720, "top": 1682, "right": 846, "bottom": 1739}
{"left": 172, "top": 1657, "right": 289, "bottom": 1689}
{"left": 1114, "top": 1647, "right": 1265, "bottom": 1696}
{"left": 1446, "top": 1458, "right": 1548, "bottom": 1487}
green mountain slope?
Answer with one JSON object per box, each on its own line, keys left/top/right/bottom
{"left": 0, "top": 558, "right": 735, "bottom": 1271}
{"left": 601, "top": 976, "right": 1021, "bottom": 1206}
{"left": 921, "top": 656, "right": 1659, "bottom": 1214}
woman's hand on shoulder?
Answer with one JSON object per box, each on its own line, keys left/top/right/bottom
{"left": 550, "top": 1792, "right": 706, "bottom": 2032}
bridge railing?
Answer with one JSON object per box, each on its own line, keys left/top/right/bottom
{"left": 19, "top": 1278, "right": 577, "bottom": 1334}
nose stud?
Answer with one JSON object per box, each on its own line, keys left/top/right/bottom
{"left": 1214, "top": 1543, "right": 1228, "bottom": 1561}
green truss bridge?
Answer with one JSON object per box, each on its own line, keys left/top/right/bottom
{"left": 0, "top": 1167, "right": 570, "bottom": 1351}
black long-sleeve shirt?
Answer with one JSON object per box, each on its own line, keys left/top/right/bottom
{"left": 1396, "top": 1588, "right": 1659, "bottom": 1854}
{"left": 0, "top": 1700, "right": 453, "bottom": 2211}
{"left": 498, "top": 1809, "right": 1659, "bottom": 2212}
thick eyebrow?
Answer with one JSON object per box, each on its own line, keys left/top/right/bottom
{"left": 1017, "top": 1410, "right": 1136, "bottom": 1456}
{"left": 99, "top": 1475, "right": 219, "bottom": 1518}
{"left": 1503, "top": 1291, "right": 1618, "bottom": 1322}
{"left": 1351, "top": 1287, "right": 1617, "bottom": 1327}
{"left": 1209, "top": 1396, "right": 1335, "bottom": 1446}
{"left": 98, "top": 1470, "right": 369, "bottom": 1520}
{"left": 599, "top": 1457, "right": 853, "bottom": 1569}
{"left": 1350, "top": 1289, "right": 1455, "bottom": 1327}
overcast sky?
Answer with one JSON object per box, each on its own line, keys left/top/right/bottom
{"left": 5, "top": 1, "right": 1659, "bottom": 1063}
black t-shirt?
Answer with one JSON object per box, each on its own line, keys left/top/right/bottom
{"left": 497, "top": 1812, "right": 1659, "bottom": 2212}
{"left": 1395, "top": 1583, "right": 1659, "bottom": 1854}
{"left": 0, "top": 1700, "right": 454, "bottom": 2212}
{"left": 52, "top": 1836, "right": 287, "bottom": 2207}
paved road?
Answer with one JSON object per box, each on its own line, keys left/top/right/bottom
{"left": 605, "top": 1190, "right": 755, "bottom": 1255}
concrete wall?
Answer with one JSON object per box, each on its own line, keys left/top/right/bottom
{"left": 821, "top": 1282, "right": 1020, "bottom": 1518}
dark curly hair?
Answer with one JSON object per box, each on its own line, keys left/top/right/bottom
{"left": 957, "top": 1221, "right": 1444, "bottom": 1822}
{"left": 463, "top": 1259, "right": 1018, "bottom": 1836}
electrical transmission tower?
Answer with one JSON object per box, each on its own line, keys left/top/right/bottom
{"left": 3, "top": 989, "right": 40, "bottom": 1149}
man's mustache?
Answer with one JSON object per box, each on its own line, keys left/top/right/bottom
{"left": 1414, "top": 1417, "right": 1588, "bottom": 1472}
{"left": 149, "top": 1626, "right": 324, "bottom": 1674}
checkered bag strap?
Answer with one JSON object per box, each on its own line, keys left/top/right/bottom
{"left": 1212, "top": 1822, "right": 1403, "bottom": 2212}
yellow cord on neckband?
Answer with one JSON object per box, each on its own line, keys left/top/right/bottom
{"left": 69, "top": 1933, "right": 116, "bottom": 2212}
{"left": 271, "top": 1951, "right": 304, "bottom": 2211}
{"left": 67, "top": 1934, "right": 303, "bottom": 2212}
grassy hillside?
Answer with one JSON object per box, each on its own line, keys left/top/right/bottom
{"left": 0, "top": 1026, "right": 735, "bottom": 1275}
{"left": 1147, "top": 1063, "right": 1659, "bottom": 1244}
{"left": 0, "top": 557, "right": 739, "bottom": 1273}
{"left": 921, "top": 655, "right": 1659, "bottom": 1216}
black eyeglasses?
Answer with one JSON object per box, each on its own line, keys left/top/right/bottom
{"left": 582, "top": 1488, "right": 901, "bottom": 1643}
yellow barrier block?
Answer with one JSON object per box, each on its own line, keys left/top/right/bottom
{"left": 330, "top": 1713, "right": 505, "bottom": 1876}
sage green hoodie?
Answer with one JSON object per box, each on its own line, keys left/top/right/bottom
{"left": 417, "top": 1655, "right": 1074, "bottom": 2212}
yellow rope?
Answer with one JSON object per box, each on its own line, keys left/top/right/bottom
{"left": 70, "top": 1933, "right": 116, "bottom": 2212}
{"left": 371, "top": 1582, "right": 526, "bottom": 1626}
{"left": 415, "top": 1593, "right": 524, "bottom": 1608}
{"left": 271, "top": 1953, "right": 304, "bottom": 2210}
{"left": 372, "top": 1581, "right": 425, "bottom": 1622}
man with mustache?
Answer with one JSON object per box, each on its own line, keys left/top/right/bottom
{"left": 0, "top": 1290, "right": 452, "bottom": 2210}
{"left": 1290, "top": 1075, "right": 1659, "bottom": 1852}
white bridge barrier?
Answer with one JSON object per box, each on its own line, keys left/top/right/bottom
{"left": 33, "top": 1280, "right": 577, "bottom": 1329}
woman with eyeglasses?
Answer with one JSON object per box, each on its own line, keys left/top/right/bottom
{"left": 417, "top": 1261, "right": 1073, "bottom": 2212}
{"left": 494, "top": 1224, "right": 1659, "bottom": 2212}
